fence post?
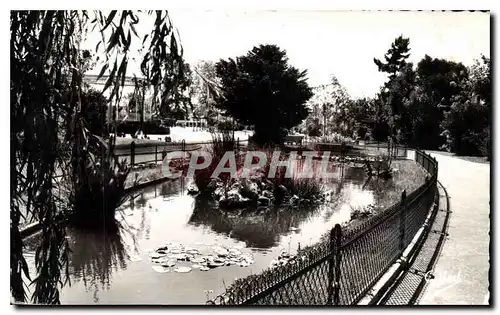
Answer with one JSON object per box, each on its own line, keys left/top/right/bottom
{"left": 182, "top": 139, "right": 186, "bottom": 152}
{"left": 400, "top": 190, "right": 407, "bottom": 252}
{"left": 333, "top": 224, "right": 341, "bottom": 305}
{"left": 155, "top": 145, "right": 158, "bottom": 163}
{"left": 328, "top": 224, "right": 342, "bottom": 305}
{"left": 327, "top": 228, "right": 335, "bottom": 305}
{"left": 130, "top": 141, "right": 135, "bottom": 166}
{"left": 237, "top": 137, "right": 240, "bottom": 152}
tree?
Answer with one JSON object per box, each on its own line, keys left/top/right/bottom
{"left": 373, "top": 36, "right": 412, "bottom": 144}
{"left": 441, "top": 56, "right": 490, "bottom": 157}
{"left": 190, "top": 60, "right": 219, "bottom": 119}
{"left": 80, "top": 87, "right": 109, "bottom": 136}
{"left": 11, "top": 10, "right": 185, "bottom": 304}
{"left": 158, "top": 62, "right": 193, "bottom": 121}
{"left": 215, "top": 44, "right": 313, "bottom": 144}
{"left": 374, "top": 36, "right": 411, "bottom": 80}
{"left": 413, "top": 55, "right": 468, "bottom": 149}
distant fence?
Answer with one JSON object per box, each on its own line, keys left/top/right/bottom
{"left": 114, "top": 137, "right": 250, "bottom": 166}
{"left": 293, "top": 138, "right": 408, "bottom": 160}
{"left": 208, "top": 150, "right": 437, "bottom": 305}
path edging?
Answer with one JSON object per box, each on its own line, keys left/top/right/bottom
{"left": 357, "top": 185, "right": 440, "bottom": 305}
{"left": 19, "top": 175, "right": 174, "bottom": 239}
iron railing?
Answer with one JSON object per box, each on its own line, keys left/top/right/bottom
{"left": 208, "top": 150, "right": 438, "bottom": 305}
{"left": 113, "top": 137, "right": 250, "bottom": 166}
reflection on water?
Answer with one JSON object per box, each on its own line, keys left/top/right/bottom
{"left": 25, "top": 163, "right": 398, "bottom": 304}
{"left": 189, "top": 197, "right": 324, "bottom": 248}
{"left": 68, "top": 228, "right": 129, "bottom": 303}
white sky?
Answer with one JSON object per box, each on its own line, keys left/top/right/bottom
{"left": 84, "top": 10, "right": 490, "bottom": 99}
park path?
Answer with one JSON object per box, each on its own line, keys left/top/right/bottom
{"left": 413, "top": 151, "right": 490, "bottom": 305}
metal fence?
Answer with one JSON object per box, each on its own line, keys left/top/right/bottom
{"left": 209, "top": 150, "right": 438, "bottom": 305}
{"left": 113, "top": 137, "right": 250, "bottom": 166}
{"left": 294, "top": 138, "right": 408, "bottom": 160}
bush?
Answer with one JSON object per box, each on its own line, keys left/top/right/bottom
{"left": 194, "top": 131, "right": 237, "bottom": 193}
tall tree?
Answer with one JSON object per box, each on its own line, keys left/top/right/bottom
{"left": 11, "top": 10, "right": 186, "bottom": 304}
{"left": 373, "top": 36, "right": 412, "bottom": 143}
{"left": 215, "top": 44, "right": 313, "bottom": 144}
{"left": 441, "top": 55, "right": 490, "bottom": 157}
{"left": 413, "top": 55, "right": 468, "bottom": 149}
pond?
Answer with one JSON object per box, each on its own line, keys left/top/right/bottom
{"left": 23, "top": 162, "right": 407, "bottom": 305}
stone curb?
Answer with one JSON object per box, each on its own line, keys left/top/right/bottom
{"left": 19, "top": 174, "right": 174, "bottom": 239}
{"left": 357, "top": 182, "right": 441, "bottom": 305}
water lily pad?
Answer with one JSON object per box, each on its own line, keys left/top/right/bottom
{"left": 191, "top": 257, "right": 206, "bottom": 264}
{"left": 191, "top": 264, "right": 204, "bottom": 269}
{"left": 174, "top": 267, "right": 192, "bottom": 273}
{"left": 160, "top": 260, "right": 176, "bottom": 267}
{"left": 213, "top": 257, "right": 226, "bottom": 264}
{"left": 152, "top": 266, "right": 169, "bottom": 273}
{"left": 150, "top": 252, "right": 167, "bottom": 259}
{"left": 207, "top": 261, "right": 224, "bottom": 268}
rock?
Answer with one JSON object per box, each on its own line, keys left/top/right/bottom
{"left": 289, "top": 195, "right": 300, "bottom": 206}
{"left": 207, "top": 178, "right": 223, "bottom": 190}
{"left": 274, "top": 184, "right": 288, "bottom": 202}
{"left": 191, "top": 264, "right": 204, "bottom": 269}
{"left": 174, "top": 266, "right": 192, "bottom": 273}
{"left": 200, "top": 266, "right": 210, "bottom": 271}
{"left": 261, "top": 190, "right": 274, "bottom": 199}
{"left": 228, "top": 248, "right": 242, "bottom": 256}
{"left": 240, "top": 181, "right": 260, "bottom": 200}
{"left": 270, "top": 259, "right": 279, "bottom": 268}
{"left": 214, "top": 247, "right": 229, "bottom": 257}
{"left": 213, "top": 187, "right": 226, "bottom": 201}
{"left": 280, "top": 252, "right": 291, "bottom": 259}
{"left": 187, "top": 184, "right": 199, "bottom": 195}
{"left": 257, "top": 195, "right": 270, "bottom": 206}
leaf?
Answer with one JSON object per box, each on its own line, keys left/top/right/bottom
{"left": 130, "top": 23, "right": 138, "bottom": 37}
{"left": 102, "top": 60, "right": 117, "bottom": 93}
{"left": 106, "top": 30, "right": 120, "bottom": 53}
{"left": 95, "top": 41, "right": 101, "bottom": 53}
{"left": 96, "top": 63, "right": 109, "bottom": 81}
{"left": 102, "top": 10, "right": 117, "bottom": 31}
{"left": 142, "top": 34, "right": 149, "bottom": 45}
